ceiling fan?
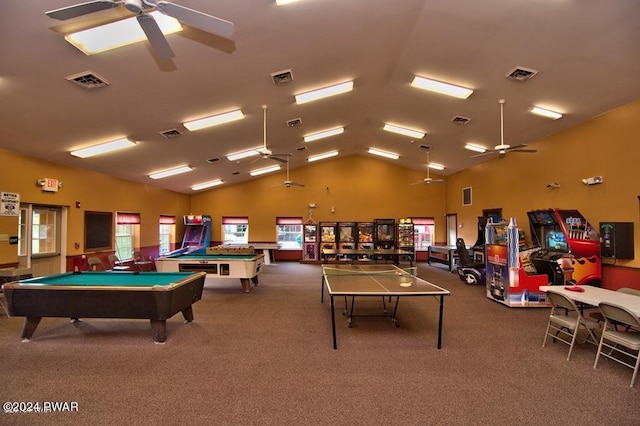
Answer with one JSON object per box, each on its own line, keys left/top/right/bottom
{"left": 472, "top": 99, "right": 537, "bottom": 159}
{"left": 45, "top": 0, "right": 235, "bottom": 59}
{"left": 255, "top": 105, "right": 292, "bottom": 164}
{"left": 412, "top": 146, "right": 444, "bottom": 184}
{"left": 276, "top": 159, "right": 305, "bottom": 188}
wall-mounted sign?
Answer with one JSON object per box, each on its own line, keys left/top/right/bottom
{"left": 39, "top": 178, "right": 60, "bottom": 192}
{"left": 0, "top": 192, "right": 19, "bottom": 216}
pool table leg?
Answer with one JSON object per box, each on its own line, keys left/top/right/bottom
{"left": 181, "top": 305, "right": 194, "bottom": 323}
{"left": 20, "top": 317, "right": 42, "bottom": 341}
{"left": 150, "top": 320, "right": 167, "bottom": 343}
{"left": 240, "top": 278, "right": 251, "bottom": 293}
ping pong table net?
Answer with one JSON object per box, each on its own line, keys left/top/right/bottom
{"left": 322, "top": 266, "right": 418, "bottom": 277}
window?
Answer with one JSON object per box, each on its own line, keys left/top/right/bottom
{"left": 222, "top": 217, "right": 248, "bottom": 244}
{"left": 32, "top": 207, "right": 57, "bottom": 255}
{"left": 18, "top": 208, "right": 28, "bottom": 256}
{"left": 412, "top": 217, "right": 435, "bottom": 251}
{"left": 276, "top": 217, "right": 303, "bottom": 250}
{"left": 116, "top": 212, "right": 140, "bottom": 259}
{"left": 159, "top": 215, "right": 176, "bottom": 255}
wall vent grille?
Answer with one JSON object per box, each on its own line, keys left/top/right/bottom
{"left": 159, "top": 128, "right": 182, "bottom": 138}
{"left": 65, "top": 71, "right": 110, "bottom": 89}
{"left": 505, "top": 66, "right": 538, "bottom": 81}
{"left": 451, "top": 116, "right": 471, "bottom": 125}
{"left": 270, "top": 69, "right": 294, "bottom": 85}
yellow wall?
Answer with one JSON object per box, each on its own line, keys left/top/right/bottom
{"left": 446, "top": 99, "right": 640, "bottom": 268}
{"left": 0, "top": 149, "right": 190, "bottom": 261}
{"left": 190, "top": 155, "right": 447, "bottom": 242}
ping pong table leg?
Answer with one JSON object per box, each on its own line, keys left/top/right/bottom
{"left": 330, "top": 294, "right": 338, "bottom": 349}
{"left": 437, "top": 295, "right": 444, "bottom": 349}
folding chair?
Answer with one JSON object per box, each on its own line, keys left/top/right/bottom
{"left": 133, "top": 251, "right": 154, "bottom": 271}
{"left": 87, "top": 257, "right": 106, "bottom": 271}
{"left": 593, "top": 302, "right": 640, "bottom": 387}
{"left": 107, "top": 255, "right": 130, "bottom": 271}
{"left": 589, "top": 288, "right": 640, "bottom": 330}
{"left": 542, "top": 290, "right": 600, "bottom": 360}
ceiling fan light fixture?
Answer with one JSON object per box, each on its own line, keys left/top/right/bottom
{"left": 304, "top": 127, "right": 344, "bottom": 143}
{"left": 226, "top": 147, "right": 261, "bottom": 161}
{"left": 368, "top": 148, "right": 399, "bottom": 160}
{"left": 65, "top": 11, "right": 182, "bottom": 55}
{"left": 411, "top": 76, "right": 473, "bottom": 99}
{"left": 184, "top": 109, "right": 245, "bottom": 131}
{"left": 308, "top": 151, "right": 339, "bottom": 162}
{"left": 250, "top": 165, "right": 281, "bottom": 176}
{"left": 70, "top": 137, "right": 136, "bottom": 158}
{"left": 191, "top": 179, "right": 224, "bottom": 191}
{"left": 464, "top": 143, "right": 487, "bottom": 153}
{"left": 149, "top": 165, "right": 193, "bottom": 179}
{"left": 529, "top": 106, "right": 563, "bottom": 120}
{"left": 295, "top": 81, "right": 354, "bottom": 105}
{"left": 382, "top": 123, "right": 425, "bottom": 139}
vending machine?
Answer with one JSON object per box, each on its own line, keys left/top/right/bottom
{"left": 337, "top": 222, "right": 357, "bottom": 249}
{"left": 357, "top": 222, "right": 374, "bottom": 249}
{"left": 397, "top": 218, "right": 415, "bottom": 253}
{"left": 374, "top": 218, "right": 396, "bottom": 249}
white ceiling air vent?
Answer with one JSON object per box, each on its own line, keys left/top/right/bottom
{"left": 451, "top": 116, "right": 471, "bottom": 125}
{"left": 505, "top": 66, "right": 538, "bottom": 81}
{"left": 286, "top": 118, "right": 302, "bottom": 127}
{"left": 159, "top": 128, "right": 182, "bottom": 138}
{"left": 65, "top": 71, "right": 110, "bottom": 89}
{"left": 270, "top": 69, "right": 294, "bottom": 85}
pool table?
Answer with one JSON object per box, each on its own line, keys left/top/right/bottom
{"left": 155, "top": 253, "right": 264, "bottom": 293}
{"left": 3, "top": 271, "right": 206, "bottom": 343}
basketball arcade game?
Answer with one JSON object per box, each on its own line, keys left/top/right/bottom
{"left": 165, "top": 214, "right": 212, "bottom": 256}
{"left": 526, "top": 209, "right": 601, "bottom": 286}
{"left": 485, "top": 218, "right": 550, "bottom": 307}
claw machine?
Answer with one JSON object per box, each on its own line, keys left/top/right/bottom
{"left": 319, "top": 222, "right": 338, "bottom": 261}
{"left": 374, "top": 218, "right": 395, "bottom": 249}
{"left": 397, "top": 218, "right": 415, "bottom": 252}
{"left": 338, "top": 222, "right": 357, "bottom": 249}
{"left": 357, "top": 222, "right": 374, "bottom": 250}
{"left": 485, "top": 217, "right": 550, "bottom": 307}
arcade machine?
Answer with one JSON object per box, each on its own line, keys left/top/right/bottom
{"left": 374, "top": 218, "right": 396, "bottom": 249}
{"left": 527, "top": 209, "right": 601, "bottom": 286}
{"left": 319, "top": 221, "right": 338, "bottom": 260}
{"left": 356, "top": 222, "right": 374, "bottom": 250}
{"left": 337, "top": 222, "right": 357, "bottom": 249}
{"left": 165, "top": 214, "right": 212, "bottom": 256}
{"left": 485, "top": 217, "right": 550, "bottom": 307}
{"left": 397, "top": 218, "right": 415, "bottom": 263}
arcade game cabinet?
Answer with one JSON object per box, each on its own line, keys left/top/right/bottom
{"left": 527, "top": 209, "right": 601, "bottom": 286}
{"left": 485, "top": 217, "right": 550, "bottom": 307}
{"left": 165, "top": 214, "right": 212, "bottom": 256}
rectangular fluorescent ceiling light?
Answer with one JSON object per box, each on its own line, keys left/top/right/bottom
{"left": 411, "top": 76, "right": 473, "bottom": 99}
{"left": 226, "top": 147, "right": 261, "bottom": 161}
{"left": 149, "top": 165, "right": 193, "bottom": 179}
{"left": 295, "top": 81, "right": 353, "bottom": 105}
{"left": 66, "top": 12, "right": 182, "bottom": 55}
{"left": 184, "top": 109, "right": 245, "bottom": 131}
{"left": 192, "top": 179, "right": 224, "bottom": 191}
{"left": 304, "top": 127, "right": 344, "bottom": 143}
{"left": 368, "top": 148, "right": 399, "bottom": 160}
{"left": 70, "top": 137, "right": 136, "bottom": 158}
{"left": 530, "top": 106, "right": 563, "bottom": 120}
{"left": 464, "top": 143, "right": 487, "bottom": 153}
{"left": 308, "top": 151, "right": 339, "bottom": 162}
{"left": 428, "top": 162, "right": 445, "bottom": 171}
{"left": 276, "top": 0, "right": 299, "bottom": 4}
{"left": 383, "top": 123, "right": 425, "bottom": 139}
{"left": 250, "top": 165, "right": 281, "bottom": 176}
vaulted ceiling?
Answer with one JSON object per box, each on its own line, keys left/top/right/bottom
{"left": 2, "top": 0, "right": 639, "bottom": 193}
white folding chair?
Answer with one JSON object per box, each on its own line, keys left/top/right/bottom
{"left": 593, "top": 302, "right": 640, "bottom": 387}
{"left": 87, "top": 257, "right": 106, "bottom": 271}
{"left": 542, "top": 290, "right": 600, "bottom": 360}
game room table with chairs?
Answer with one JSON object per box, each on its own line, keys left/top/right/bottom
{"left": 3, "top": 270, "right": 206, "bottom": 343}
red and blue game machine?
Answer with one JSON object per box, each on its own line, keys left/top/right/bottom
{"left": 164, "top": 214, "right": 212, "bottom": 256}
{"left": 526, "top": 209, "right": 601, "bottom": 286}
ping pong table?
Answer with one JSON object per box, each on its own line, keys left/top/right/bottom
{"left": 321, "top": 264, "right": 451, "bottom": 349}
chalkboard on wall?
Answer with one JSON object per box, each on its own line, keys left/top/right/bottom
{"left": 85, "top": 211, "right": 113, "bottom": 251}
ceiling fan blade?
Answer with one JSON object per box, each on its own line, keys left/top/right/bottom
{"left": 510, "top": 149, "right": 537, "bottom": 153}
{"left": 470, "top": 151, "right": 496, "bottom": 158}
{"left": 46, "top": 0, "right": 118, "bottom": 20}
{"left": 137, "top": 13, "right": 175, "bottom": 58}
{"left": 156, "top": 1, "right": 235, "bottom": 38}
